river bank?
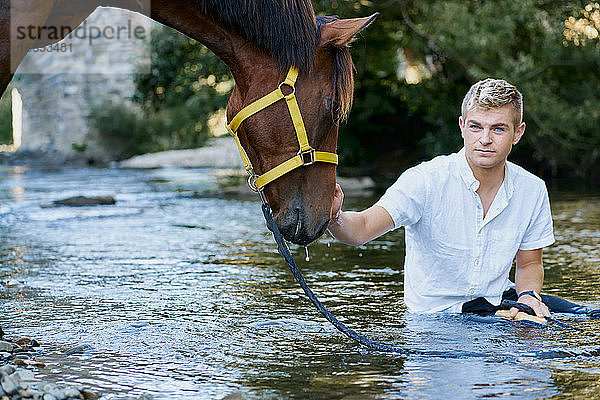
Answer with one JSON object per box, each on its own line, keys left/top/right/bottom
{"left": 1, "top": 137, "right": 378, "bottom": 195}
{"left": 0, "top": 329, "right": 99, "bottom": 400}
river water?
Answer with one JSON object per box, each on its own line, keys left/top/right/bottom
{"left": 1, "top": 166, "right": 599, "bottom": 399}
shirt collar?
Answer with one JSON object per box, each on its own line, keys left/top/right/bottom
{"left": 504, "top": 161, "right": 515, "bottom": 199}
{"left": 456, "top": 147, "right": 515, "bottom": 198}
{"left": 456, "top": 148, "right": 480, "bottom": 192}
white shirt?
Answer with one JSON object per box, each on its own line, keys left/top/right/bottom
{"left": 375, "top": 148, "right": 555, "bottom": 313}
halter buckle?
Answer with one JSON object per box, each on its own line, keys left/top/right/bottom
{"left": 247, "top": 170, "right": 268, "bottom": 204}
{"left": 247, "top": 170, "right": 260, "bottom": 192}
{"left": 278, "top": 81, "right": 296, "bottom": 99}
{"left": 298, "top": 148, "right": 316, "bottom": 166}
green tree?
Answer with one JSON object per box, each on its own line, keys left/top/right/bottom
{"left": 90, "top": 26, "right": 232, "bottom": 159}
{"left": 93, "top": 1, "right": 600, "bottom": 184}
{"left": 132, "top": 26, "right": 231, "bottom": 111}
{"left": 314, "top": 0, "right": 600, "bottom": 186}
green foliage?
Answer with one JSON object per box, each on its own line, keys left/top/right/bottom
{"left": 90, "top": 26, "right": 232, "bottom": 159}
{"left": 0, "top": 86, "right": 12, "bottom": 145}
{"left": 132, "top": 26, "right": 231, "bottom": 111}
{"left": 89, "top": 96, "right": 217, "bottom": 159}
{"left": 314, "top": 0, "right": 600, "bottom": 185}
{"left": 90, "top": 2, "right": 600, "bottom": 184}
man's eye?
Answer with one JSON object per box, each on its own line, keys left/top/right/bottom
{"left": 470, "top": 125, "right": 481, "bottom": 130}
{"left": 494, "top": 127, "right": 505, "bottom": 133}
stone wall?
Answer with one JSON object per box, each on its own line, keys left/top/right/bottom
{"left": 13, "top": 7, "right": 153, "bottom": 164}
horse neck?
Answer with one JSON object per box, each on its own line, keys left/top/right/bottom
{"left": 0, "top": 0, "right": 277, "bottom": 94}
{"left": 149, "top": 0, "right": 272, "bottom": 93}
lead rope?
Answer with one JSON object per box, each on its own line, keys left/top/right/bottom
{"left": 225, "top": 66, "right": 401, "bottom": 352}
{"left": 261, "top": 203, "right": 407, "bottom": 353}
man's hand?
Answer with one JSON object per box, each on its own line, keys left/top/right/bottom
{"left": 510, "top": 293, "right": 550, "bottom": 320}
{"left": 327, "top": 184, "right": 394, "bottom": 246}
{"left": 514, "top": 249, "right": 549, "bottom": 320}
{"left": 330, "top": 183, "right": 344, "bottom": 223}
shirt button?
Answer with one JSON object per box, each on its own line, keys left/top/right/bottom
{"left": 469, "top": 288, "right": 476, "bottom": 295}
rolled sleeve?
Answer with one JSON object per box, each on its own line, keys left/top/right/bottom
{"left": 374, "top": 167, "right": 427, "bottom": 229}
{"left": 519, "top": 184, "right": 555, "bottom": 250}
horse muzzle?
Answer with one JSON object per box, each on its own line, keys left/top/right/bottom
{"left": 275, "top": 205, "right": 330, "bottom": 245}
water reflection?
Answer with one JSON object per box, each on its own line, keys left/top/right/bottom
{"left": 0, "top": 166, "right": 599, "bottom": 399}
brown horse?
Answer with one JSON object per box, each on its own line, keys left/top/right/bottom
{"left": 0, "top": 0, "right": 375, "bottom": 245}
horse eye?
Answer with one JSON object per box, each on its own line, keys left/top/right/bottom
{"left": 326, "top": 97, "right": 333, "bottom": 110}
{"left": 325, "top": 97, "right": 341, "bottom": 122}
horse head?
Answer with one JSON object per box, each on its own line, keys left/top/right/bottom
{"left": 226, "top": 15, "right": 376, "bottom": 246}
{"left": 0, "top": 0, "right": 375, "bottom": 247}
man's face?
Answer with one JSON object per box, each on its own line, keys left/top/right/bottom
{"left": 459, "top": 104, "right": 525, "bottom": 172}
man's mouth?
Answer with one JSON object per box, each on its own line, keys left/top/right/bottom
{"left": 475, "top": 149, "right": 495, "bottom": 154}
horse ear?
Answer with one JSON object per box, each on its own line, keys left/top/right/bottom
{"left": 319, "top": 13, "right": 378, "bottom": 47}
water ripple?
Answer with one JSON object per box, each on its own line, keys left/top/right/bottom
{"left": 1, "top": 167, "right": 600, "bottom": 399}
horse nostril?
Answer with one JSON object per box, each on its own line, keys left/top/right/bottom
{"left": 293, "top": 205, "right": 302, "bottom": 237}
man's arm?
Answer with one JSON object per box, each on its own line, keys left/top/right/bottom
{"left": 511, "top": 248, "right": 551, "bottom": 319}
{"left": 328, "top": 184, "right": 395, "bottom": 246}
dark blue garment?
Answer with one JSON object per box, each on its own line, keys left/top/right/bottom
{"left": 462, "top": 288, "right": 599, "bottom": 318}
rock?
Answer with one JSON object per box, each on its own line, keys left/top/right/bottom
{"left": 0, "top": 335, "right": 94, "bottom": 400}
{"left": 118, "top": 137, "right": 242, "bottom": 169}
{"left": 64, "top": 344, "right": 91, "bottom": 355}
{"left": 12, "top": 368, "right": 36, "bottom": 383}
{"left": 336, "top": 176, "right": 376, "bottom": 195}
{"left": 221, "top": 392, "right": 247, "bottom": 400}
{"left": 12, "top": 358, "right": 27, "bottom": 367}
{"left": 42, "top": 196, "right": 116, "bottom": 208}
{"left": 0, "top": 342, "right": 13, "bottom": 353}
{"left": 23, "top": 360, "right": 46, "bottom": 368}
{"left": 2, "top": 279, "right": 19, "bottom": 288}
{"left": 0, "top": 366, "right": 15, "bottom": 377}
{"left": 16, "top": 338, "right": 40, "bottom": 348}
{"left": 42, "top": 383, "right": 57, "bottom": 393}
{"left": 0, "top": 374, "right": 19, "bottom": 395}
{"left": 18, "top": 389, "right": 36, "bottom": 398}
{"left": 48, "top": 387, "right": 67, "bottom": 400}
{"left": 29, "top": 389, "right": 45, "bottom": 399}
{"left": 81, "top": 389, "right": 99, "bottom": 400}
{"left": 63, "top": 388, "right": 82, "bottom": 399}
{"left": 71, "top": 385, "right": 84, "bottom": 392}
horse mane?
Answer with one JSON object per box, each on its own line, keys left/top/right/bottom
{"left": 197, "top": 1, "right": 355, "bottom": 120}
{"left": 197, "top": 0, "right": 319, "bottom": 72}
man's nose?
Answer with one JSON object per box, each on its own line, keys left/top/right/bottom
{"left": 479, "top": 129, "right": 492, "bottom": 144}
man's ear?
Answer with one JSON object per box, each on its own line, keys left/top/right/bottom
{"left": 513, "top": 122, "right": 526, "bottom": 145}
{"left": 319, "top": 13, "right": 378, "bottom": 47}
{"left": 459, "top": 116, "right": 465, "bottom": 139}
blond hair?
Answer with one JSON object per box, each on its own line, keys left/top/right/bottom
{"left": 461, "top": 78, "right": 523, "bottom": 129}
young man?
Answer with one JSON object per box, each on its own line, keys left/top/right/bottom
{"left": 328, "top": 78, "right": 555, "bottom": 319}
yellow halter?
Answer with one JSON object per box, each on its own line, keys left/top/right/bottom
{"left": 226, "top": 66, "right": 338, "bottom": 196}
